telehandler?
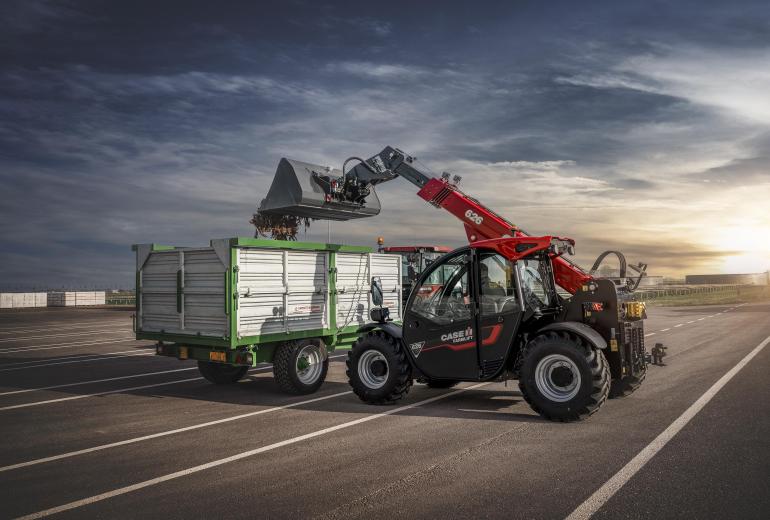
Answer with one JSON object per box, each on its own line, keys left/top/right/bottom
{"left": 256, "top": 146, "right": 650, "bottom": 421}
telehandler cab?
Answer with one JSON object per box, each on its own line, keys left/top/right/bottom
{"left": 255, "top": 146, "right": 651, "bottom": 421}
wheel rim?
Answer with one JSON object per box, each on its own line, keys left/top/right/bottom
{"left": 358, "top": 350, "right": 389, "bottom": 389}
{"left": 534, "top": 354, "right": 581, "bottom": 402}
{"left": 296, "top": 343, "right": 324, "bottom": 385}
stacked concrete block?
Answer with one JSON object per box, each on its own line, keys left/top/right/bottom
{"left": 0, "top": 293, "right": 48, "bottom": 309}
{"left": 47, "top": 291, "right": 107, "bottom": 307}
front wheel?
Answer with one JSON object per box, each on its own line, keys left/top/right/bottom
{"left": 347, "top": 331, "right": 412, "bottom": 404}
{"left": 518, "top": 331, "right": 610, "bottom": 422}
{"left": 273, "top": 340, "right": 329, "bottom": 395}
{"left": 197, "top": 361, "right": 248, "bottom": 384}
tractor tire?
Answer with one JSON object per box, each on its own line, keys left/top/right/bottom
{"left": 197, "top": 361, "right": 249, "bottom": 385}
{"left": 424, "top": 379, "right": 460, "bottom": 389}
{"left": 273, "top": 340, "right": 328, "bottom": 395}
{"left": 518, "top": 331, "right": 610, "bottom": 422}
{"left": 347, "top": 330, "right": 412, "bottom": 405}
{"left": 609, "top": 363, "right": 647, "bottom": 398}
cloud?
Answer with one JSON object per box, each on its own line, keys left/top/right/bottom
{"left": 558, "top": 46, "right": 770, "bottom": 125}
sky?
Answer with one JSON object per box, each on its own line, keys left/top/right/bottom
{"left": 1, "top": 0, "right": 769, "bottom": 289}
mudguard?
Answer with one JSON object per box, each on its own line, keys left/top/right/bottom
{"left": 537, "top": 321, "right": 608, "bottom": 350}
{"left": 357, "top": 322, "right": 404, "bottom": 340}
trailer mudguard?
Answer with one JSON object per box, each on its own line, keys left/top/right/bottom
{"left": 537, "top": 321, "right": 608, "bottom": 350}
{"left": 357, "top": 322, "right": 403, "bottom": 340}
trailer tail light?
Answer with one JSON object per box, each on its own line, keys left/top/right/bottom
{"left": 209, "top": 351, "right": 226, "bottom": 362}
{"left": 589, "top": 302, "right": 604, "bottom": 312}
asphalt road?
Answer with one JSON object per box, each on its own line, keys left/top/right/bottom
{"left": 0, "top": 303, "right": 768, "bottom": 519}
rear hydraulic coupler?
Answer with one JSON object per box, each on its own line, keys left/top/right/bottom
{"left": 648, "top": 342, "right": 667, "bottom": 366}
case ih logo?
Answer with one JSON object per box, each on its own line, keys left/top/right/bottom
{"left": 409, "top": 341, "right": 425, "bottom": 357}
{"left": 441, "top": 327, "right": 473, "bottom": 343}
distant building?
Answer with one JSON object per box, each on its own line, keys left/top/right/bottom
{"left": 638, "top": 275, "right": 665, "bottom": 287}
{"left": 685, "top": 272, "right": 770, "bottom": 286}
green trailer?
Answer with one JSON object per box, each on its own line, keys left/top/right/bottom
{"left": 133, "top": 237, "right": 402, "bottom": 394}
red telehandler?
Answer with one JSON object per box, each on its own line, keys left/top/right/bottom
{"left": 256, "top": 146, "right": 652, "bottom": 421}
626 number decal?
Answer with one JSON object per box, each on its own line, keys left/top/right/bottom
{"left": 464, "top": 210, "right": 484, "bottom": 225}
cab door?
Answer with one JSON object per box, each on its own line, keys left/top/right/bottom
{"left": 476, "top": 252, "right": 523, "bottom": 379}
{"left": 402, "top": 249, "right": 479, "bottom": 380}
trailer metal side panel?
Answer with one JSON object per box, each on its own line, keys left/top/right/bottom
{"left": 238, "top": 248, "right": 285, "bottom": 337}
{"left": 285, "top": 250, "right": 329, "bottom": 331}
{"left": 238, "top": 248, "right": 328, "bottom": 337}
{"left": 183, "top": 249, "right": 227, "bottom": 336}
{"left": 336, "top": 253, "right": 370, "bottom": 328}
{"left": 140, "top": 250, "right": 181, "bottom": 332}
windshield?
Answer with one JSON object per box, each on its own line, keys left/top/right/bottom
{"left": 518, "top": 257, "right": 552, "bottom": 310}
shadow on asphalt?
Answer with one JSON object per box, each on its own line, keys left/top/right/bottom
{"left": 0, "top": 354, "right": 546, "bottom": 423}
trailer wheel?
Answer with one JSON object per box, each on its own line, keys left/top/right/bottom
{"left": 347, "top": 331, "right": 412, "bottom": 405}
{"left": 518, "top": 331, "right": 609, "bottom": 422}
{"left": 273, "top": 340, "right": 329, "bottom": 395}
{"left": 197, "top": 361, "right": 249, "bottom": 385}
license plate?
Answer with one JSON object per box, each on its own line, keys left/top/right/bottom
{"left": 209, "top": 351, "right": 227, "bottom": 362}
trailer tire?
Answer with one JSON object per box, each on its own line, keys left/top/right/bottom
{"left": 273, "top": 340, "right": 329, "bottom": 395}
{"left": 518, "top": 331, "right": 609, "bottom": 422}
{"left": 347, "top": 330, "right": 412, "bottom": 405}
{"left": 197, "top": 361, "right": 249, "bottom": 385}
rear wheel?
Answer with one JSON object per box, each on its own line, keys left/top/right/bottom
{"left": 197, "top": 361, "right": 248, "bottom": 384}
{"left": 518, "top": 331, "right": 610, "bottom": 422}
{"left": 347, "top": 331, "right": 412, "bottom": 404}
{"left": 273, "top": 340, "right": 329, "bottom": 395}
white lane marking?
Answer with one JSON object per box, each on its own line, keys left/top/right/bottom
{"left": 660, "top": 328, "right": 670, "bottom": 332}
{"left": 708, "top": 315, "right": 715, "bottom": 318}
{"left": 0, "top": 367, "right": 197, "bottom": 396}
{"left": 566, "top": 335, "right": 770, "bottom": 520}
{"left": 686, "top": 321, "right": 694, "bottom": 324}
{"left": 0, "top": 354, "right": 346, "bottom": 410}
{"left": 0, "top": 329, "right": 133, "bottom": 344}
{"left": 0, "top": 376, "right": 205, "bottom": 411}
{"left": 0, "top": 350, "right": 154, "bottom": 372}
{"left": 0, "top": 348, "right": 150, "bottom": 368}
{"left": 0, "top": 324, "right": 130, "bottom": 336}
{"left": 697, "top": 318, "right": 705, "bottom": 321}
{"left": 0, "top": 335, "right": 136, "bottom": 353}
{"left": 0, "top": 320, "right": 128, "bottom": 334}
{"left": 0, "top": 389, "right": 352, "bottom": 474}
{"left": 13, "top": 382, "right": 488, "bottom": 519}
{"left": 644, "top": 333, "right": 655, "bottom": 337}
{"left": 674, "top": 324, "right": 683, "bottom": 328}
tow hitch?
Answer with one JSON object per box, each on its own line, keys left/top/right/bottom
{"left": 647, "top": 342, "right": 668, "bottom": 366}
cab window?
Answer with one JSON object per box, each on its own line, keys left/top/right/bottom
{"left": 409, "top": 254, "right": 472, "bottom": 325}
{"left": 479, "top": 253, "right": 518, "bottom": 316}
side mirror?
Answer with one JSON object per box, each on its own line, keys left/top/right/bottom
{"left": 371, "top": 277, "right": 384, "bottom": 307}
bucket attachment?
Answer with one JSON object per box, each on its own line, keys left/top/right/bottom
{"left": 257, "top": 158, "right": 382, "bottom": 221}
